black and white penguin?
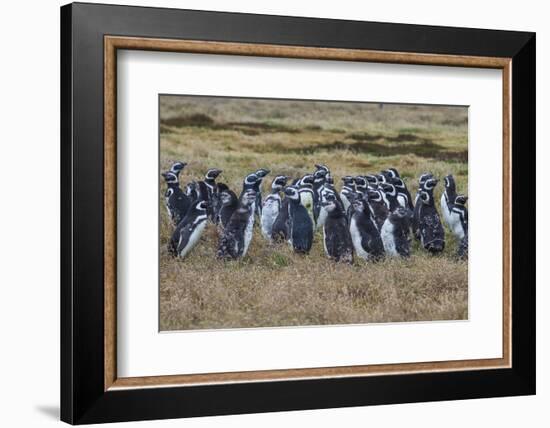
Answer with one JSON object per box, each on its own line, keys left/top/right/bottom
{"left": 185, "top": 181, "right": 200, "bottom": 202}
{"left": 380, "top": 207, "right": 413, "bottom": 257}
{"left": 412, "top": 173, "right": 435, "bottom": 239}
{"left": 261, "top": 175, "right": 289, "bottom": 240}
{"left": 417, "top": 189, "right": 445, "bottom": 254}
{"left": 320, "top": 192, "right": 353, "bottom": 263}
{"left": 317, "top": 185, "right": 338, "bottom": 230}
{"left": 365, "top": 188, "right": 389, "bottom": 229}
{"left": 168, "top": 199, "right": 209, "bottom": 258}
{"left": 389, "top": 176, "right": 413, "bottom": 210}
{"left": 440, "top": 174, "right": 459, "bottom": 233}
{"left": 453, "top": 195, "right": 469, "bottom": 259}
{"left": 252, "top": 168, "right": 270, "bottom": 217}
{"left": 298, "top": 174, "right": 316, "bottom": 225}
{"left": 349, "top": 198, "right": 385, "bottom": 261}
{"left": 161, "top": 171, "right": 191, "bottom": 226}
{"left": 284, "top": 186, "right": 314, "bottom": 254}
{"left": 382, "top": 168, "right": 400, "bottom": 179}
{"left": 217, "top": 190, "right": 256, "bottom": 260}
{"left": 312, "top": 169, "right": 328, "bottom": 226}
{"left": 365, "top": 174, "right": 379, "bottom": 189}
{"left": 379, "top": 182, "right": 401, "bottom": 211}
{"left": 169, "top": 161, "right": 187, "bottom": 177}
{"left": 271, "top": 196, "right": 291, "bottom": 242}
{"left": 197, "top": 168, "right": 222, "bottom": 221}
{"left": 340, "top": 176, "right": 355, "bottom": 211}
{"left": 217, "top": 186, "right": 239, "bottom": 230}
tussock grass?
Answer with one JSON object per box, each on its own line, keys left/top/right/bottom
{"left": 159, "top": 96, "right": 468, "bottom": 331}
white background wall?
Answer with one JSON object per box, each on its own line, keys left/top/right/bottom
{"left": 0, "top": 0, "right": 545, "bottom": 426}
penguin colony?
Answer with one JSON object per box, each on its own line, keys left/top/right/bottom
{"left": 162, "top": 162, "right": 468, "bottom": 262}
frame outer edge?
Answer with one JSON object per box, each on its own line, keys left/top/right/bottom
{"left": 60, "top": 3, "right": 75, "bottom": 424}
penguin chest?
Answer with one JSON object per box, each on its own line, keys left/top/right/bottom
{"left": 317, "top": 206, "right": 328, "bottom": 229}
{"left": 350, "top": 218, "right": 370, "bottom": 260}
{"left": 341, "top": 193, "right": 351, "bottom": 211}
{"left": 242, "top": 212, "right": 255, "bottom": 257}
{"left": 440, "top": 193, "right": 452, "bottom": 227}
{"left": 448, "top": 209, "right": 465, "bottom": 240}
{"left": 397, "top": 193, "right": 408, "bottom": 208}
{"left": 261, "top": 197, "right": 280, "bottom": 239}
{"left": 179, "top": 218, "right": 207, "bottom": 258}
{"left": 380, "top": 220, "right": 398, "bottom": 256}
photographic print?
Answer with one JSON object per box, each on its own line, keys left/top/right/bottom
{"left": 159, "top": 95, "right": 469, "bottom": 331}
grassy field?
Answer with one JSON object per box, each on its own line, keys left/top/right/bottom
{"left": 159, "top": 95, "right": 468, "bottom": 331}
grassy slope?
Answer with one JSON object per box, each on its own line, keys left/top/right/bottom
{"left": 159, "top": 96, "right": 468, "bottom": 331}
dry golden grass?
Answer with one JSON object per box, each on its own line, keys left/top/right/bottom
{"left": 159, "top": 96, "right": 468, "bottom": 331}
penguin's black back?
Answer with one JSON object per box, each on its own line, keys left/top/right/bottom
{"left": 217, "top": 204, "right": 252, "bottom": 259}
{"left": 324, "top": 210, "right": 353, "bottom": 263}
{"left": 168, "top": 201, "right": 206, "bottom": 256}
{"left": 352, "top": 209, "right": 385, "bottom": 259}
{"left": 271, "top": 198, "right": 290, "bottom": 241}
{"left": 288, "top": 200, "right": 313, "bottom": 253}
{"left": 418, "top": 203, "right": 445, "bottom": 253}
{"left": 165, "top": 186, "right": 190, "bottom": 225}
{"left": 218, "top": 190, "right": 239, "bottom": 228}
{"left": 389, "top": 210, "right": 412, "bottom": 257}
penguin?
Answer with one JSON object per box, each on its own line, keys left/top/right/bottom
{"left": 161, "top": 171, "right": 191, "bottom": 226}
{"left": 412, "top": 173, "right": 435, "bottom": 239}
{"left": 298, "top": 174, "right": 316, "bottom": 225}
{"left": 253, "top": 168, "right": 270, "bottom": 217}
{"left": 440, "top": 174, "right": 458, "bottom": 231}
{"left": 315, "top": 164, "right": 330, "bottom": 174}
{"left": 365, "top": 188, "right": 389, "bottom": 229}
{"left": 217, "top": 186, "right": 239, "bottom": 229}
{"left": 240, "top": 172, "right": 260, "bottom": 211}
{"left": 379, "top": 182, "right": 401, "bottom": 211}
{"left": 197, "top": 168, "right": 222, "bottom": 221}
{"left": 185, "top": 181, "right": 200, "bottom": 202}
{"left": 417, "top": 189, "right": 445, "bottom": 254}
{"left": 284, "top": 186, "right": 314, "bottom": 254}
{"left": 312, "top": 168, "right": 328, "bottom": 226}
{"left": 354, "top": 176, "right": 369, "bottom": 197}
{"left": 169, "top": 161, "right": 187, "bottom": 177}
{"left": 382, "top": 168, "right": 400, "bottom": 179}
{"left": 389, "top": 176, "right": 414, "bottom": 210}
{"left": 349, "top": 197, "right": 385, "bottom": 261}
{"left": 169, "top": 199, "right": 209, "bottom": 258}
{"left": 317, "top": 185, "right": 338, "bottom": 230}
{"left": 320, "top": 192, "right": 353, "bottom": 263}
{"left": 365, "top": 174, "right": 379, "bottom": 189}
{"left": 217, "top": 189, "right": 257, "bottom": 259}
{"left": 445, "top": 193, "right": 469, "bottom": 258}
{"left": 453, "top": 194, "right": 469, "bottom": 260}
{"left": 261, "top": 175, "right": 289, "bottom": 240}
{"left": 380, "top": 207, "right": 413, "bottom": 257}
{"left": 340, "top": 176, "right": 355, "bottom": 211}
{"left": 271, "top": 196, "right": 291, "bottom": 242}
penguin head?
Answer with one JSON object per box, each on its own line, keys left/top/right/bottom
{"left": 366, "top": 188, "right": 383, "bottom": 203}
{"left": 424, "top": 177, "right": 439, "bottom": 191}
{"left": 321, "top": 192, "right": 339, "bottom": 211}
{"left": 384, "top": 168, "right": 400, "bottom": 179}
{"left": 352, "top": 197, "right": 368, "bottom": 212}
{"left": 300, "top": 174, "right": 314, "bottom": 188}
{"left": 170, "top": 161, "right": 187, "bottom": 175}
{"left": 380, "top": 182, "right": 397, "bottom": 197}
{"left": 241, "top": 189, "right": 256, "bottom": 207}
{"left": 390, "top": 177, "right": 406, "bottom": 190}
{"left": 454, "top": 195, "right": 468, "bottom": 206}
{"left": 284, "top": 186, "right": 301, "bottom": 201}
{"left": 255, "top": 168, "right": 270, "bottom": 179}
{"left": 418, "top": 172, "right": 433, "bottom": 185}
{"left": 205, "top": 168, "right": 222, "bottom": 180}
{"left": 341, "top": 176, "right": 354, "bottom": 186}
{"left": 444, "top": 175, "right": 456, "bottom": 192}
{"left": 354, "top": 176, "right": 368, "bottom": 189}
{"left": 315, "top": 164, "right": 330, "bottom": 173}
{"left": 365, "top": 174, "right": 378, "bottom": 187}
{"left": 271, "top": 175, "right": 289, "bottom": 190}
{"left": 243, "top": 173, "right": 260, "bottom": 186}
{"left": 313, "top": 169, "right": 327, "bottom": 183}
{"left": 377, "top": 173, "right": 387, "bottom": 184}
{"left": 220, "top": 189, "right": 236, "bottom": 205}
{"left": 161, "top": 171, "right": 178, "bottom": 184}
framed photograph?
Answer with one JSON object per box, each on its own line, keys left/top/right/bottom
{"left": 61, "top": 2, "right": 535, "bottom": 424}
